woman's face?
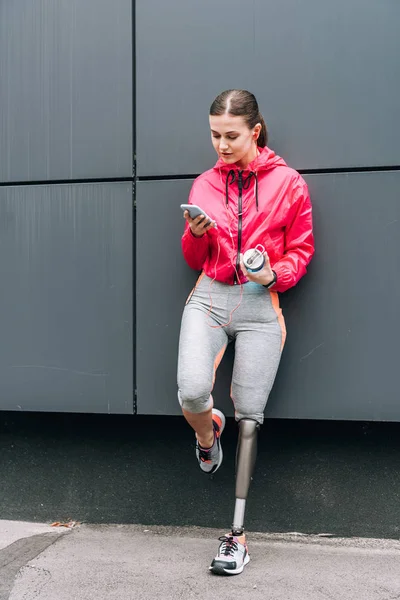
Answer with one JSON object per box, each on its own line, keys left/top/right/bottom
{"left": 209, "top": 114, "right": 261, "bottom": 167}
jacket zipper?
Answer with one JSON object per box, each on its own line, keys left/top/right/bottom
{"left": 235, "top": 170, "right": 243, "bottom": 283}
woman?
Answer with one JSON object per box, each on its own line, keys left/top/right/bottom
{"left": 178, "top": 89, "right": 314, "bottom": 575}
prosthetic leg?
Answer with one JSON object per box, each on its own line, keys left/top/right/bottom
{"left": 231, "top": 419, "right": 260, "bottom": 535}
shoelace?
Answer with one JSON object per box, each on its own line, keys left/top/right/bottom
{"left": 198, "top": 446, "right": 212, "bottom": 463}
{"left": 218, "top": 536, "right": 238, "bottom": 557}
{"left": 198, "top": 422, "right": 219, "bottom": 462}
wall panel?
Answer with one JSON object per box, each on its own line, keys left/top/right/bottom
{"left": 136, "top": 173, "right": 400, "bottom": 420}
{"left": 0, "top": 182, "right": 133, "bottom": 413}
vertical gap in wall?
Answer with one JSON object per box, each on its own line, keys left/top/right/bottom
{"left": 132, "top": 0, "right": 137, "bottom": 415}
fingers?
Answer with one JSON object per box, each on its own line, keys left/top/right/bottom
{"left": 194, "top": 215, "right": 210, "bottom": 227}
{"left": 195, "top": 216, "right": 211, "bottom": 233}
{"left": 239, "top": 253, "right": 248, "bottom": 277}
{"left": 184, "top": 211, "right": 216, "bottom": 236}
{"left": 183, "top": 212, "right": 206, "bottom": 224}
{"left": 263, "top": 251, "right": 270, "bottom": 264}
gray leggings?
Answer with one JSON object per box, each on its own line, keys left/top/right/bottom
{"left": 177, "top": 274, "right": 286, "bottom": 424}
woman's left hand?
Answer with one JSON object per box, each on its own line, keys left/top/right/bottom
{"left": 240, "top": 252, "right": 275, "bottom": 286}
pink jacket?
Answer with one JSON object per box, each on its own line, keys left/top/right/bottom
{"left": 182, "top": 146, "right": 314, "bottom": 293}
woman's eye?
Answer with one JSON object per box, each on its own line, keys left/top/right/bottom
{"left": 212, "top": 134, "right": 238, "bottom": 140}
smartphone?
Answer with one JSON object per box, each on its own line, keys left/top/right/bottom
{"left": 180, "top": 204, "right": 217, "bottom": 227}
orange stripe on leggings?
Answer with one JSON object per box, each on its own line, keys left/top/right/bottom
{"left": 212, "top": 344, "right": 227, "bottom": 386}
{"left": 185, "top": 271, "right": 205, "bottom": 305}
{"left": 270, "top": 291, "right": 287, "bottom": 351}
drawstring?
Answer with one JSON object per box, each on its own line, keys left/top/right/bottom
{"left": 243, "top": 171, "right": 259, "bottom": 211}
{"left": 224, "top": 170, "right": 259, "bottom": 211}
{"left": 225, "top": 170, "right": 236, "bottom": 206}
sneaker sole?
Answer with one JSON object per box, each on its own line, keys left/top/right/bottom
{"left": 209, "top": 552, "right": 250, "bottom": 575}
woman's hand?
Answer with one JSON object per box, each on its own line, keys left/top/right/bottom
{"left": 184, "top": 210, "right": 216, "bottom": 238}
{"left": 240, "top": 251, "right": 275, "bottom": 287}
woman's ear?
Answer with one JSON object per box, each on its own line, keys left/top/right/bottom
{"left": 253, "top": 123, "right": 262, "bottom": 140}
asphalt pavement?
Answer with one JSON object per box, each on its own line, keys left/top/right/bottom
{"left": 2, "top": 413, "right": 400, "bottom": 539}
{"left": 2, "top": 521, "right": 400, "bottom": 600}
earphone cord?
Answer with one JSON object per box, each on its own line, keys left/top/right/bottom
{"left": 205, "top": 181, "right": 244, "bottom": 329}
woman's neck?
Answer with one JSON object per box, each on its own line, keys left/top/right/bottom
{"left": 235, "top": 145, "right": 259, "bottom": 170}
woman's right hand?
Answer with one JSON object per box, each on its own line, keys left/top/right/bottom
{"left": 184, "top": 210, "right": 216, "bottom": 238}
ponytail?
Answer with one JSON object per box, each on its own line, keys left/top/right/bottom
{"left": 257, "top": 114, "right": 268, "bottom": 148}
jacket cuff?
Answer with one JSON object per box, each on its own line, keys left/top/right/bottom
{"left": 271, "top": 264, "right": 291, "bottom": 293}
{"left": 189, "top": 228, "right": 206, "bottom": 240}
{"left": 184, "top": 227, "right": 208, "bottom": 247}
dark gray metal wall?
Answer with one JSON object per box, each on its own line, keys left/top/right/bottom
{"left": 136, "top": 0, "right": 400, "bottom": 420}
{"left": 1, "top": 1, "right": 399, "bottom": 418}
{"left": 0, "top": 1, "right": 134, "bottom": 413}
{"left": 136, "top": 0, "right": 400, "bottom": 176}
{"left": 0, "top": 183, "right": 133, "bottom": 413}
{"left": 0, "top": 0, "right": 133, "bottom": 182}
{"left": 136, "top": 174, "right": 400, "bottom": 420}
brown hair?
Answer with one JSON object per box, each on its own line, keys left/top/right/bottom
{"left": 209, "top": 89, "right": 268, "bottom": 147}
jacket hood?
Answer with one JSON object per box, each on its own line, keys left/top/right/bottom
{"left": 213, "top": 146, "right": 288, "bottom": 211}
{"left": 213, "top": 146, "right": 287, "bottom": 174}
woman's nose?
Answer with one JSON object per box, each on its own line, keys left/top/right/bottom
{"left": 219, "top": 140, "right": 229, "bottom": 151}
